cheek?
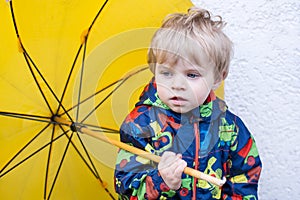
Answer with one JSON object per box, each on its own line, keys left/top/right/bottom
{"left": 189, "top": 82, "right": 211, "bottom": 102}
{"left": 156, "top": 77, "right": 173, "bottom": 95}
{"left": 156, "top": 83, "right": 169, "bottom": 100}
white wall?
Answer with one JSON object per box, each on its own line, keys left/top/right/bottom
{"left": 191, "top": 0, "right": 300, "bottom": 199}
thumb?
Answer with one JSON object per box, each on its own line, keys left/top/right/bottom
{"left": 176, "top": 153, "right": 183, "bottom": 159}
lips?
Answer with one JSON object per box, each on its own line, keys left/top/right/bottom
{"left": 170, "top": 96, "right": 185, "bottom": 101}
{"left": 170, "top": 96, "right": 186, "bottom": 106}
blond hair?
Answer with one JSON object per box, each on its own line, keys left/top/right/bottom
{"left": 148, "top": 7, "right": 233, "bottom": 80}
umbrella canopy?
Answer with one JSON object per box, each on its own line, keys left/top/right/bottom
{"left": 0, "top": 0, "right": 223, "bottom": 199}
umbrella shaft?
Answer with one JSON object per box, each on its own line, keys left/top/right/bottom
{"left": 53, "top": 116, "right": 225, "bottom": 187}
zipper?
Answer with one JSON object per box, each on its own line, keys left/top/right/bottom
{"left": 193, "top": 122, "right": 200, "bottom": 200}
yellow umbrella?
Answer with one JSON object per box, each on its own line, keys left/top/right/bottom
{"left": 0, "top": 0, "right": 224, "bottom": 199}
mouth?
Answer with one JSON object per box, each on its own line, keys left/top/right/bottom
{"left": 170, "top": 96, "right": 185, "bottom": 101}
{"left": 169, "top": 96, "right": 187, "bottom": 106}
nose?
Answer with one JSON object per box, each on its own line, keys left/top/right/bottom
{"left": 171, "top": 74, "right": 185, "bottom": 90}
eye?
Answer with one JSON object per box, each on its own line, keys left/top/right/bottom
{"left": 160, "top": 70, "right": 172, "bottom": 77}
{"left": 187, "top": 73, "right": 200, "bottom": 78}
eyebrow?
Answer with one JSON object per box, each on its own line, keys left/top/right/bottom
{"left": 157, "top": 63, "right": 208, "bottom": 75}
{"left": 184, "top": 65, "right": 207, "bottom": 73}
{"left": 156, "top": 64, "right": 172, "bottom": 69}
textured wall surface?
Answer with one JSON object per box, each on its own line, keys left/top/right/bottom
{"left": 191, "top": 0, "right": 300, "bottom": 199}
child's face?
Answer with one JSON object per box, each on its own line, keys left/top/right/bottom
{"left": 155, "top": 58, "right": 219, "bottom": 113}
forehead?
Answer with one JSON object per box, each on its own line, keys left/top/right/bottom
{"left": 156, "top": 50, "right": 212, "bottom": 72}
{"left": 152, "top": 30, "right": 212, "bottom": 68}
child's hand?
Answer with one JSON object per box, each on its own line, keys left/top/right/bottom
{"left": 158, "top": 151, "right": 187, "bottom": 190}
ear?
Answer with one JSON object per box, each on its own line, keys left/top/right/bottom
{"left": 212, "top": 78, "right": 222, "bottom": 91}
{"left": 212, "top": 70, "right": 226, "bottom": 90}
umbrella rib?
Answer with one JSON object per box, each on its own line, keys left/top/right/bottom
{"left": 23, "top": 53, "right": 55, "bottom": 115}
{"left": 54, "top": 123, "right": 117, "bottom": 200}
{"left": 90, "top": 129, "right": 119, "bottom": 134}
{"left": 56, "top": 43, "right": 83, "bottom": 116}
{"left": 0, "top": 123, "right": 50, "bottom": 175}
{"left": 47, "top": 130, "right": 118, "bottom": 200}
{"left": 0, "top": 111, "right": 51, "bottom": 124}
{"left": 0, "top": 127, "right": 66, "bottom": 178}
{"left": 9, "top": 1, "right": 74, "bottom": 123}
{"left": 69, "top": 0, "right": 110, "bottom": 123}
{"left": 74, "top": 132, "right": 117, "bottom": 200}
{"left": 80, "top": 80, "right": 124, "bottom": 124}
{"left": 8, "top": 1, "right": 20, "bottom": 38}
{"left": 56, "top": 0, "right": 109, "bottom": 116}
{"left": 61, "top": 79, "right": 123, "bottom": 115}
{"left": 87, "top": 0, "right": 109, "bottom": 32}
{"left": 77, "top": 121, "right": 119, "bottom": 133}
{"left": 58, "top": 122, "right": 118, "bottom": 182}
{"left": 44, "top": 125, "right": 56, "bottom": 200}
{"left": 23, "top": 52, "right": 74, "bottom": 121}
{"left": 80, "top": 67, "right": 148, "bottom": 124}
{"left": 75, "top": 38, "right": 88, "bottom": 122}
{"left": 47, "top": 131, "right": 74, "bottom": 200}
{"left": 55, "top": 124, "right": 99, "bottom": 178}
{"left": 74, "top": 133, "right": 101, "bottom": 178}
{"left": 83, "top": 123, "right": 119, "bottom": 133}
{"left": 8, "top": 1, "right": 54, "bottom": 115}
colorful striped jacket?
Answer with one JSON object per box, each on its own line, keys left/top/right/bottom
{"left": 114, "top": 78, "right": 262, "bottom": 199}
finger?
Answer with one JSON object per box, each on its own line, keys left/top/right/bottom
{"left": 159, "top": 159, "right": 176, "bottom": 170}
{"left": 174, "top": 160, "right": 187, "bottom": 177}
{"left": 161, "top": 152, "right": 176, "bottom": 162}
{"left": 162, "top": 151, "right": 176, "bottom": 158}
{"left": 176, "top": 153, "right": 182, "bottom": 159}
{"left": 159, "top": 151, "right": 178, "bottom": 169}
{"left": 161, "top": 151, "right": 176, "bottom": 162}
{"left": 162, "top": 154, "right": 183, "bottom": 168}
{"left": 162, "top": 158, "right": 184, "bottom": 174}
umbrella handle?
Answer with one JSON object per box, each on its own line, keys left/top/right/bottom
{"left": 54, "top": 117, "right": 226, "bottom": 187}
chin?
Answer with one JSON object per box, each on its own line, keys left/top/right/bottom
{"left": 170, "top": 107, "right": 191, "bottom": 114}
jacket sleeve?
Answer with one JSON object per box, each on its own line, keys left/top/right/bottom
{"left": 114, "top": 107, "right": 176, "bottom": 199}
{"left": 222, "top": 115, "right": 262, "bottom": 200}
